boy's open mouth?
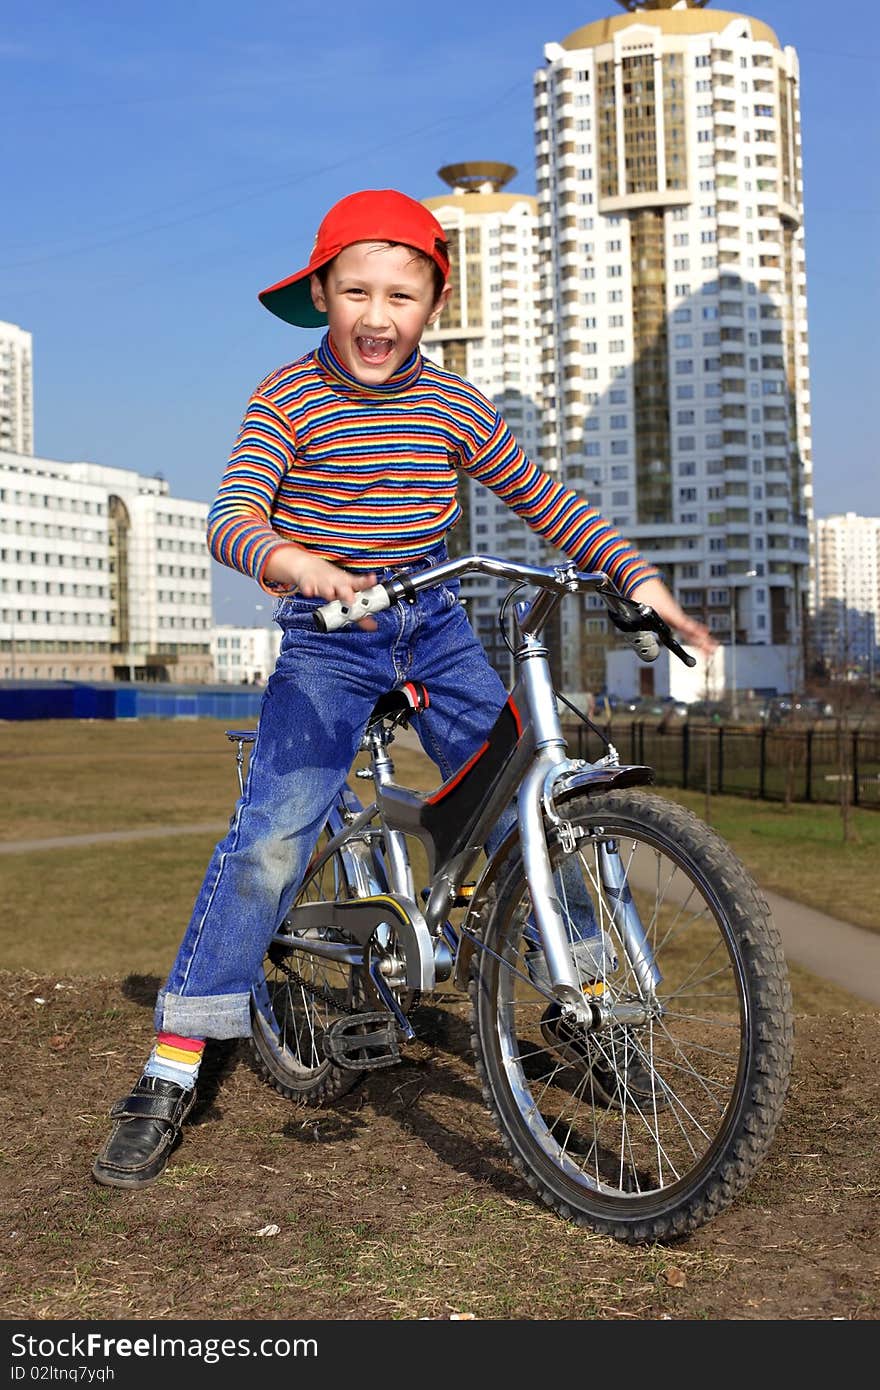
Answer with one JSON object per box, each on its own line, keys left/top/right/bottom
{"left": 356, "top": 335, "right": 394, "bottom": 364}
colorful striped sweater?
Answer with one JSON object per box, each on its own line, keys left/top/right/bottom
{"left": 207, "top": 334, "right": 659, "bottom": 598}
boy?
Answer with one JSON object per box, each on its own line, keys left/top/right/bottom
{"left": 93, "top": 188, "right": 714, "bottom": 1187}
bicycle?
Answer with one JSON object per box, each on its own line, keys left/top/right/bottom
{"left": 226, "top": 553, "right": 793, "bottom": 1243}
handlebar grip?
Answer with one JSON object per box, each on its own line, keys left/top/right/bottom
{"left": 313, "top": 584, "right": 392, "bottom": 632}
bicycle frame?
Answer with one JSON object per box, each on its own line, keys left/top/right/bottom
{"left": 242, "top": 558, "right": 793, "bottom": 1241}
{"left": 279, "top": 555, "right": 659, "bottom": 1026}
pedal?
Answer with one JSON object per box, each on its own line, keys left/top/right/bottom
{"left": 321, "top": 1013, "right": 402, "bottom": 1071}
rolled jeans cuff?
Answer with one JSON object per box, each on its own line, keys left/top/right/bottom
{"left": 154, "top": 988, "right": 252, "bottom": 1040}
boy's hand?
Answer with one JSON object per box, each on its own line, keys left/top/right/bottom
{"left": 264, "top": 547, "right": 380, "bottom": 630}
{"left": 629, "top": 577, "right": 718, "bottom": 659}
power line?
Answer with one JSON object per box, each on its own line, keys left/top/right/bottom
{"left": 0, "top": 77, "right": 532, "bottom": 273}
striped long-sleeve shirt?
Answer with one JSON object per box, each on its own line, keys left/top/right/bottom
{"left": 207, "top": 333, "right": 659, "bottom": 598}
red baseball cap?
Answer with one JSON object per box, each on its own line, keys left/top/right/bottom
{"left": 258, "top": 188, "right": 451, "bottom": 328}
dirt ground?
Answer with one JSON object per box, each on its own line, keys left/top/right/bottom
{"left": 1, "top": 967, "right": 877, "bottom": 1322}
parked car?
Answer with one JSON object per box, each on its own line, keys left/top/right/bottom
{"left": 686, "top": 699, "right": 727, "bottom": 722}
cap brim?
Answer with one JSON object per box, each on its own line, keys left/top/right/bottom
{"left": 258, "top": 272, "right": 327, "bottom": 328}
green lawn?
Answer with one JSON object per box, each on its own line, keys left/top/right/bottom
{"left": 656, "top": 787, "right": 880, "bottom": 935}
{"left": 0, "top": 719, "right": 876, "bottom": 1009}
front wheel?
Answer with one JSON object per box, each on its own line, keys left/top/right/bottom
{"left": 470, "top": 790, "right": 793, "bottom": 1242}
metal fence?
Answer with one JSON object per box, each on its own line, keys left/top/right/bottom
{"left": 564, "top": 721, "right": 880, "bottom": 810}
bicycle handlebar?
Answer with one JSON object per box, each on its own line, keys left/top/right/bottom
{"left": 312, "top": 554, "right": 697, "bottom": 668}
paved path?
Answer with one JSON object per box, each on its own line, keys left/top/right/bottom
{"left": 761, "top": 889, "right": 880, "bottom": 1008}
{"left": 2, "top": 820, "right": 878, "bottom": 1009}
{"left": 0, "top": 822, "right": 227, "bottom": 853}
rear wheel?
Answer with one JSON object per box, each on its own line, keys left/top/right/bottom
{"left": 250, "top": 819, "right": 375, "bottom": 1104}
{"left": 470, "top": 790, "right": 793, "bottom": 1242}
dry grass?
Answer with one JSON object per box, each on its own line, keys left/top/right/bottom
{"left": 1, "top": 970, "right": 877, "bottom": 1321}
{"left": 0, "top": 718, "right": 235, "bottom": 841}
{"left": 1, "top": 722, "right": 877, "bottom": 1323}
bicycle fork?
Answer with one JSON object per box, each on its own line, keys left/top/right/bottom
{"left": 515, "top": 631, "right": 660, "bottom": 1025}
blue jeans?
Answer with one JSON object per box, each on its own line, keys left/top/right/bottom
{"left": 155, "top": 544, "right": 596, "bottom": 1040}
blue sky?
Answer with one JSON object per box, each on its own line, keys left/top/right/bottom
{"left": 2, "top": 0, "right": 877, "bottom": 623}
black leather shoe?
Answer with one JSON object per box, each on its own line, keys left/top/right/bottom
{"left": 92, "top": 1076, "right": 197, "bottom": 1188}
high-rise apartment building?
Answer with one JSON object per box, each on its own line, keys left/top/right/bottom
{"left": 421, "top": 163, "right": 552, "bottom": 678}
{"left": 813, "top": 512, "right": 880, "bottom": 673}
{"left": 0, "top": 450, "right": 212, "bottom": 682}
{"left": 535, "top": 1, "right": 812, "bottom": 690}
{"left": 0, "top": 321, "right": 34, "bottom": 456}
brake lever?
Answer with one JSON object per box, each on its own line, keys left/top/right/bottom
{"left": 605, "top": 599, "right": 697, "bottom": 669}
{"left": 663, "top": 633, "right": 697, "bottom": 668}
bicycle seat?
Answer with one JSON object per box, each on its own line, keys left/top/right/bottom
{"left": 365, "top": 681, "right": 429, "bottom": 731}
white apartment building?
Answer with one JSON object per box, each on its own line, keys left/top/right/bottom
{"left": 211, "top": 625, "right": 281, "bottom": 685}
{"left": 0, "top": 450, "right": 212, "bottom": 682}
{"left": 813, "top": 512, "right": 880, "bottom": 672}
{"left": 535, "top": 1, "right": 812, "bottom": 693}
{"left": 421, "top": 163, "right": 556, "bottom": 679}
{"left": 0, "top": 321, "right": 33, "bottom": 456}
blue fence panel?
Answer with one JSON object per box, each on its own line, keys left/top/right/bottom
{"left": 0, "top": 681, "right": 267, "bottom": 722}
{"left": 0, "top": 684, "right": 74, "bottom": 720}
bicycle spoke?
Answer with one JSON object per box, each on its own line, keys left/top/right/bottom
{"left": 473, "top": 787, "right": 793, "bottom": 1240}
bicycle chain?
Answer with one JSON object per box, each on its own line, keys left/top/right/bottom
{"left": 274, "top": 945, "right": 418, "bottom": 1018}
{"left": 274, "top": 952, "right": 363, "bottom": 1016}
